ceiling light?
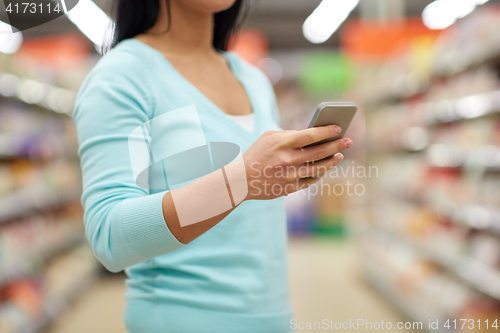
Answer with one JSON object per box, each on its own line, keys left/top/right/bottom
{"left": 422, "top": 0, "right": 490, "bottom": 30}
{"left": 0, "top": 21, "right": 23, "bottom": 54}
{"left": 303, "top": 0, "right": 359, "bottom": 44}
{"left": 64, "top": 0, "right": 111, "bottom": 48}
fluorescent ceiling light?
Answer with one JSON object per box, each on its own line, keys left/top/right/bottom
{"left": 64, "top": 0, "right": 111, "bottom": 48}
{"left": 303, "top": 0, "right": 359, "bottom": 44}
{"left": 423, "top": 0, "right": 490, "bottom": 30}
{"left": 0, "top": 21, "right": 23, "bottom": 54}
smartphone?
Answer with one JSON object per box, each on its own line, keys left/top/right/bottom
{"left": 305, "top": 102, "right": 357, "bottom": 147}
{"left": 304, "top": 102, "right": 357, "bottom": 178}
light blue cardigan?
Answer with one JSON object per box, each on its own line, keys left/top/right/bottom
{"left": 73, "top": 39, "right": 293, "bottom": 333}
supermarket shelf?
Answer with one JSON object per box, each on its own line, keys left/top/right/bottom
{"left": 365, "top": 79, "right": 426, "bottom": 106}
{"left": 448, "top": 205, "right": 500, "bottom": 235}
{"left": 364, "top": 144, "right": 426, "bottom": 155}
{"left": 374, "top": 150, "right": 500, "bottom": 173}
{"left": 0, "top": 131, "right": 79, "bottom": 162}
{"left": 433, "top": 43, "right": 500, "bottom": 78}
{"left": 395, "top": 191, "right": 500, "bottom": 236}
{"left": 0, "top": 153, "right": 79, "bottom": 163}
{"left": 0, "top": 154, "right": 35, "bottom": 162}
{"left": 0, "top": 152, "right": 79, "bottom": 163}
{"left": 0, "top": 95, "right": 72, "bottom": 118}
{"left": 363, "top": 258, "right": 444, "bottom": 333}
{"left": 428, "top": 162, "right": 500, "bottom": 174}
{"left": 455, "top": 257, "right": 500, "bottom": 301}
{"left": 424, "top": 250, "right": 500, "bottom": 302}
{"left": 368, "top": 91, "right": 500, "bottom": 149}
{"left": 0, "top": 234, "right": 86, "bottom": 287}
{"left": 423, "top": 249, "right": 500, "bottom": 303}
{"left": 422, "top": 90, "right": 500, "bottom": 125}
{"left": 0, "top": 73, "right": 76, "bottom": 116}
{"left": 363, "top": 9, "right": 500, "bottom": 330}
{"left": 25, "top": 267, "right": 100, "bottom": 333}
{"left": 372, "top": 227, "right": 500, "bottom": 303}
{"left": 369, "top": 138, "right": 500, "bottom": 173}
{"left": 427, "top": 144, "right": 500, "bottom": 173}
{"left": 0, "top": 186, "right": 81, "bottom": 224}
{"left": 367, "top": 47, "right": 500, "bottom": 105}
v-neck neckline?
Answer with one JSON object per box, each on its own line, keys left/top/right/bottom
{"left": 128, "top": 38, "right": 262, "bottom": 140}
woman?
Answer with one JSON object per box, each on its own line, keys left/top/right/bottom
{"left": 73, "top": 0, "right": 352, "bottom": 332}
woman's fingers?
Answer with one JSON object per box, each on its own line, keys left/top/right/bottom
{"left": 293, "top": 176, "right": 322, "bottom": 192}
{"left": 300, "top": 138, "right": 352, "bottom": 163}
{"left": 288, "top": 125, "right": 341, "bottom": 148}
{"left": 306, "top": 153, "right": 344, "bottom": 178}
{"left": 287, "top": 157, "right": 343, "bottom": 194}
{"left": 287, "top": 153, "right": 343, "bottom": 179}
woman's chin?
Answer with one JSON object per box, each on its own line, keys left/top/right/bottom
{"left": 174, "top": 0, "right": 238, "bottom": 14}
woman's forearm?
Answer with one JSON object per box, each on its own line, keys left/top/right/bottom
{"left": 163, "top": 191, "right": 236, "bottom": 244}
{"left": 162, "top": 161, "right": 243, "bottom": 244}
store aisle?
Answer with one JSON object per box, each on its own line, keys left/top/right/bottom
{"left": 48, "top": 238, "right": 411, "bottom": 333}
{"left": 287, "top": 238, "right": 415, "bottom": 332}
{"left": 48, "top": 274, "right": 127, "bottom": 333}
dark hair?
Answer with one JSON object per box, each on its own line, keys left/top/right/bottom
{"left": 108, "top": 0, "right": 244, "bottom": 52}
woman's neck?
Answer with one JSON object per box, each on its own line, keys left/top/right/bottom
{"left": 138, "top": 0, "right": 216, "bottom": 59}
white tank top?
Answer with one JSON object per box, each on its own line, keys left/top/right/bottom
{"left": 225, "top": 113, "right": 255, "bottom": 133}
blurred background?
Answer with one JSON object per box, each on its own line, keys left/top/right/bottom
{"left": 1, "top": 0, "right": 500, "bottom": 332}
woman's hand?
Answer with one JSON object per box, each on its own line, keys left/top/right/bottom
{"left": 163, "top": 125, "right": 352, "bottom": 243}
{"left": 241, "top": 125, "right": 353, "bottom": 200}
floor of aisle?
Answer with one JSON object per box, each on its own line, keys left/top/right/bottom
{"left": 48, "top": 238, "right": 412, "bottom": 333}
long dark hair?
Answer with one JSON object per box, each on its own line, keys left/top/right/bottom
{"left": 108, "top": 0, "right": 244, "bottom": 52}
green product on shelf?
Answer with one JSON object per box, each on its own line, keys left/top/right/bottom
{"left": 313, "top": 214, "right": 347, "bottom": 237}
{"left": 299, "top": 52, "right": 355, "bottom": 96}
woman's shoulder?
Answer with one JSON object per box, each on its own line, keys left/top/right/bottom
{"left": 89, "top": 39, "right": 151, "bottom": 78}
{"left": 74, "top": 39, "right": 155, "bottom": 120}
{"left": 77, "top": 39, "right": 155, "bottom": 104}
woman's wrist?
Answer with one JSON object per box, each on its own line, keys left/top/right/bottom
{"left": 223, "top": 156, "right": 251, "bottom": 204}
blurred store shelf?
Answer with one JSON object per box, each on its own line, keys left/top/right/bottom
{"left": 422, "top": 90, "right": 500, "bottom": 125}
{"left": 0, "top": 187, "right": 81, "bottom": 224}
{"left": 358, "top": 6, "right": 500, "bottom": 330}
{"left": 0, "top": 234, "right": 86, "bottom": 287}
{"left": 369, "top": 227, "right": 500, "bottom": 302}
{"left": 0, "top": 54, "right": 92, "bottom": 333}
{"left": 362, "top": 229, "right": 500, "bottom": 333}
{"left": 364, "top": 258, "right": 445, "bottom": 333}
{"left": 0, "top": 73, "right": 76, "bottom": 116}
{"left": 359, "top": 7, "right": 500, "bottom": 106}
{"left": 25, "top": 266, "right": 99, "bottom": 333}
{"left": 433, "top": 39, "right": 500, "bottom": 78}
